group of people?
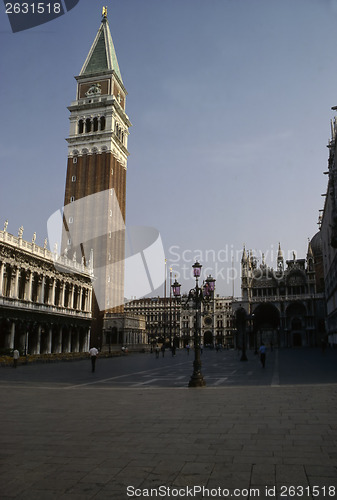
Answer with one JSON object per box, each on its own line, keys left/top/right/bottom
{"left": 11, "top": 342, "right": 269, "bottom": 371}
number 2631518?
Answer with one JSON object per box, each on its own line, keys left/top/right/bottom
{"left": 5, "top": 3, "right": 62, "bottom": 14}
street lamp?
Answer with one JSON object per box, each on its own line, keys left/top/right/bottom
{"left": 171, "top": 277, "right": 181, "bottom": 349}
{"left": 173, "top": 262, "right": 216, "bottom": 387}
{"left": 172, "top": 278, "right": 181, "bottom": 298}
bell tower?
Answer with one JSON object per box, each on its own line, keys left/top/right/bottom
{"left": 62, "top": 9, "right": 131, "bottom": 345}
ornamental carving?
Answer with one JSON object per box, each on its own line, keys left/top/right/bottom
{"left": 85, "top": 83, "right": 102, "bottom": 97}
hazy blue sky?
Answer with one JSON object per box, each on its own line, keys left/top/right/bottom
{"left": 0, "top": 0, "right": 336, "bottom": 296}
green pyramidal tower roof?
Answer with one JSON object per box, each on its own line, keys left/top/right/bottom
{"left": 80, "top": 16, "right": 123, "bottom": 83}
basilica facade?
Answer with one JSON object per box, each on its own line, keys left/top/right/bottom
{"left": 238, "top": 241, "right": 325, "bottom": 348}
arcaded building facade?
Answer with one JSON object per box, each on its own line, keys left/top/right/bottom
{"left": 0, "top": 224, "right": 92, "bottom": 355}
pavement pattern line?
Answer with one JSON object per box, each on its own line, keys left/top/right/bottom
{"left": 65, "top": 360, "right": 189, "bottom": 389}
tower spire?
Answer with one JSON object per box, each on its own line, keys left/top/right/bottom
{"left": 79, "top": 11, "right": 123, "bottom": 84}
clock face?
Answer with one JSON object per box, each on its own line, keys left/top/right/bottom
{"left": 204, "top": 316, "right": 212, "bottom": 326}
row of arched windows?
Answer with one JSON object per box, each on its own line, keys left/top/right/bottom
{"left": 115, "top": 122, "right": 126, "bottom": 145}
{"left": 78, "top": 116, "right": 106, "bottom": 134}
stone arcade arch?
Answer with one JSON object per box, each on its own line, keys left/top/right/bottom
{"left": 252, "top": 303, "right": 280, "bottom": 348}
{"left": 204, "top": 330, "right": 213, "bottom": 346}
{"left": 285, "top": 302, "right": 307, "bottom": 347}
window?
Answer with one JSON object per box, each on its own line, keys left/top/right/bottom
{"left": 72, "top": 176, "right": 76, "bottom": 182}
{"left": 70, "top": 196, "right": 75, "bottom": 203}
{"left": 73, "top": 157, "right": 77, "bottom": 164}
{"left": 78, "top": 120, "right": 84, "bottom": 134}
{"left": 93, "top": 117, "right": 98, "bottom": 132}
{"left": 69, "top": 217, "right": 73, "bottom": 224}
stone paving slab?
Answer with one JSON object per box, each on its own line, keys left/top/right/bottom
{"left": 0, "top": 384, "right": 337, "bottom": 499}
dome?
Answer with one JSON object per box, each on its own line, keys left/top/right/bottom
{"left": 310, "top": 231, "right": 323, "bottom": 257}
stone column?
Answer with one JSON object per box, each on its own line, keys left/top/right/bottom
{"left": 6, "top": 321, "right": 15, "bottom": 350}
{"left": 73, "top": 286, "right": 78, "bottom": 310}
{"left": 35, "top": 325, "right": 41, "bottom": 354}
{"left": 57, "top": 326, "right": 63, "bottom": 353}
{"left": 86, "top": 328, "right": 91, "bottom": 352}
{"left": 87, "top": 288, "right": 92, "bottom": 312}
{"left": 13, "top": 267, "right": 19, "bottom": 299}
{"left": 0, "top": 262, "right": 4, "bottom": 296}
{"left": 78, "top": 286, "right": 83, "bottom": 311}
{"left": 19, "top": 327, "right": 26, "bottom": 353}
{"left": 70, "top": 285, "right": 75, "bottom": 310}
{"left": 47, "top": 328, "right": 52, "bottom": 353}
{"left": 60, "top": 282, "right": 65, "bottom": 308}
{"left": 26, "top": 271, "right": 33, "bottom": 301}
{"left": 39, "top": 275, "right": 45, "bottom": 304}
{"left": 50, "top": 279, "right": 56, "bottom": 306}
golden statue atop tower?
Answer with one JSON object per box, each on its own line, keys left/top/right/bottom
{"left": 102, "top": 6, "right": 107, "bottom": 18}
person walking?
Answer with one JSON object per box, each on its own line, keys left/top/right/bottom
{"left": 13, "top": 349, "right": 20, "bottom": 368}
{"left": 89, "top": 346, "right": 99, "bottom": 372}
{"left": 155, "top": 345, "right": 160, "bottom": 358}
{"left": 259, "top": 343, "right": 266, "bottom": 368}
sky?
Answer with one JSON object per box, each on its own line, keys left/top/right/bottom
{"left": 0, "top": 0, "right": 336, "bottom": 298}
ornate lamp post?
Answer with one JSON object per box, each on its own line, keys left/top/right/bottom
{"left": 172, "top": 277, "right": 181, "bottom": 348}
{"left": 172, "top": 262, "right": 216, "bottom": 387}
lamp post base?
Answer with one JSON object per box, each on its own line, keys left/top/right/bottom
{"left": 188, "top": 373, "right": 206, "bottom": 387}
{"left": 240, "top": 352, "right": 248, "bottom": 361}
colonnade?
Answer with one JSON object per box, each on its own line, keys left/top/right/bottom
{"left": 1, "top": 319, "right": 90, "bottom": 355}
{"left": 0, "top": 227, "right": 93, "bottom": 355}
{"left": 0, "top": 261, "right": 92, "bottom": 313}
{"left": 123, "top": 330, "right": 147, "bottom": 346}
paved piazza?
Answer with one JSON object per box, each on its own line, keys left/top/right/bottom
{"left": 1, "top": 349, "right": 337, "bottom": 499}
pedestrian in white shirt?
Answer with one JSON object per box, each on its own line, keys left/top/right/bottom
{"left": 13, "top": 349, "right": 20, "bottom": 368}
{"left": 89, "top": 347, "right": 99, "bottom": 372}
